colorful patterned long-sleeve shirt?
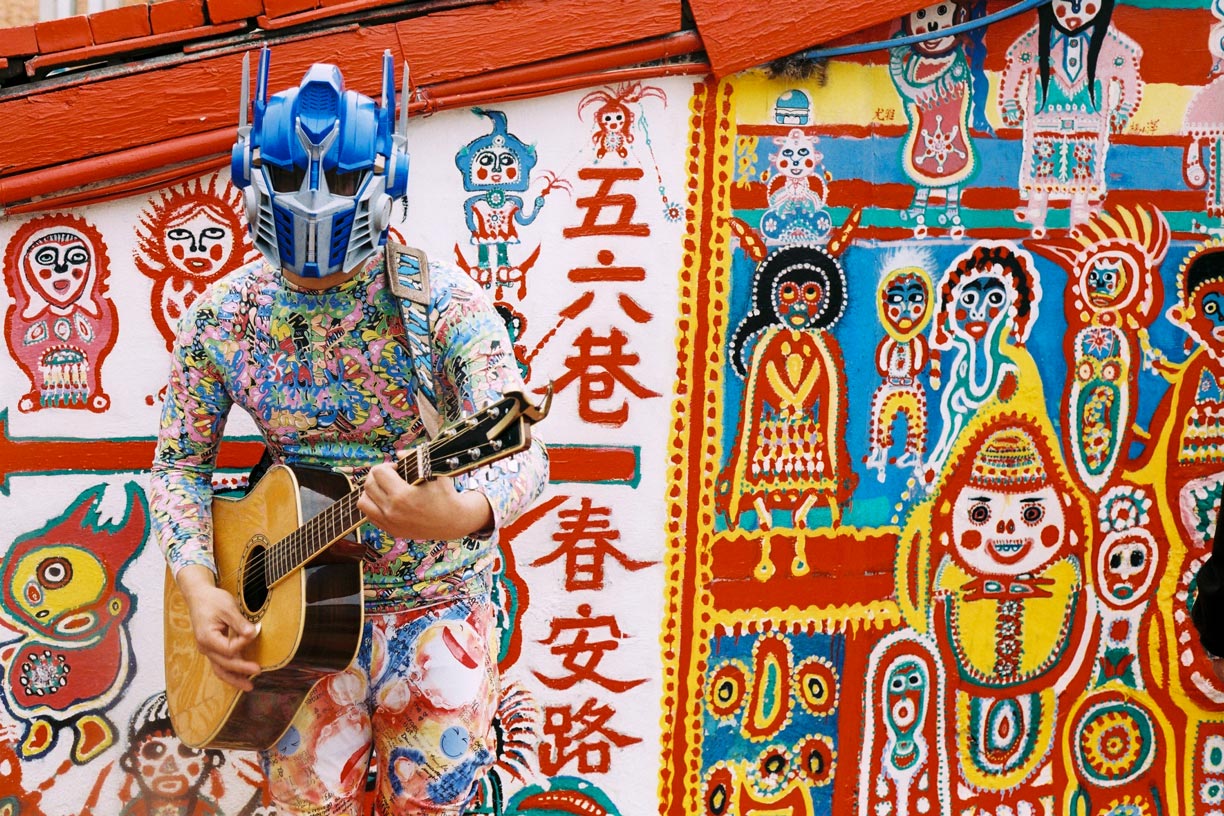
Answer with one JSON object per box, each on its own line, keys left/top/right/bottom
{"left": 149, "top": 251, "right": 549, "bottom": 610}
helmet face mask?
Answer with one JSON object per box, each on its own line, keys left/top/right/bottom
{"left": 232, "top": 51, "right": 410, "bottom": 279}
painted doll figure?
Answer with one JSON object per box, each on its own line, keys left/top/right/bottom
{"left": 759, "top": 128, "right": 833, "bottom": 247}
{"left": 1028, "top": 205, "right": 1169, "bottom": 494}
{"left": 889, "top": 0, "right": 978, "bottom": 239}
{"left": 998, "top": 0, "right": 1143, "bottom": 235}
{"left": 454, "top": 108, "right": 559, "bottom": 298}
{"left": 577, "top": 81, "right": 667, "bottom": 162}
{"left": 0, "top": 484, "right": 145, "bottom": 763}
{"left": 924, "top": 242, "right": 1042, "bottom": 485}
{"left": 718, "top": 243, "right": 856, "bottom": 578}
{"left": 3, "top": 215, "right": 118, "bottom": 413}
{"left": 865, "top": 252, "right": 935, "bottom": 482}
{"left": 1182, "top": 0, "right": 1224, "bottom": 235}
{"left": 894, "top": 409, "right": 1096, "bottom": 814}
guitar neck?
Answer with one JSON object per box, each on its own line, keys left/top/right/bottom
{"left": 265, "top": 451, "right": 426, "bottom": 587}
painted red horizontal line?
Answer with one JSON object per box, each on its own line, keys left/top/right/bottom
{"left": 709, "top": 529, "right": 896, "bottom": 610}
{"left": 568, "top": 267, "right": 647, "bottom": 282}
{"left": 547, "top": 445, "right": 639, "bottom": 484}
{"left": 0, "top": 422, "right": 633, "bottom": 488}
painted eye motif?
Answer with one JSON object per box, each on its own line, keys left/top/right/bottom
{"left": 141, "top": 741, "right": 167, "bottom": 761}
{"left": 968, "top": 503, "right": 990, "bottom": 524}
{"left": 37, "top": 557, "right": 72, "bottom": 589}
{"left": 779, "top": 282, "right": 800, "bottom": 302}
{"left": 803, "top": 282, "right": 822, "bottom": 303}
{"left": 1021, "top": 503, "right": 1045, "bottom": 525}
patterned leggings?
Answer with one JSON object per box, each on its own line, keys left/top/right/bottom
{"left": 262, "top": 594, "right": 499, "bottom": 815}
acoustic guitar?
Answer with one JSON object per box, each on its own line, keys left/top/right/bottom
{"left": 163, "top": 389, "right": 550, "bottom": 750}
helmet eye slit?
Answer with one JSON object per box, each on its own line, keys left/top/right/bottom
{"left": 326, "top": 168, "right": 363, "bottom": 197}
{"left": 267, "top": 163, "right": 306, "bottom": 193}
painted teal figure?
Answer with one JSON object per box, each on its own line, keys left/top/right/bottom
{"left": 455, "top": 109, "right": 555, "bottom": 294}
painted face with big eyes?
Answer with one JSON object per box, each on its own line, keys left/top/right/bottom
{"left": 1080, "top": 253, "right": 1135, "bottom": 311}
{"left": 131, "top": 732, "right": 209, "bottom": 799}
{"left": 950, "top": 272, "right": 1010, "bottom": 342}
{"left": 882, "top": 274, "right": 930, "bottom": 338}
{"left": 884, "top": 658, "right": 928, "bottom": 770}
{"left": 952, "top": 484, "right": 1066, "bottom": 575}
{"left": 470, "top": 144, "right": 519, "bottom": 187}
{"left": 909, "top": 2, "right": 959, "bottom": 55}
{"left": 775, "top": 277, "right": 826, "bottom": 328}
{"left": 1052, "top": 0, "right": 1101, "bottom": 34}
{"left": 772, "top": 130, "right": 822, "bottom": 179}
{"left": 163, "top": 208, "right": 234, "bottom": 280}
{"left": 24, "top": 231, "right": 91, "bottom": 310}
{"left": 1098, "top": 530, "right": 1156, "bottom": 606}
{"left": 1184, "top": 278, "right": 1224, "bottom": 357}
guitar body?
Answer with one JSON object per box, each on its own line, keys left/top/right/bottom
{"left": 164, "top": 464, "right": 364, "bottom": 750}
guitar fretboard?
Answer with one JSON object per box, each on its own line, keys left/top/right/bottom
{"left": 264, "top": 452, "right": 424, "bottom": 586}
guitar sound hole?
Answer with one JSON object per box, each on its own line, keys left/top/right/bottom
{"left": 242, "top": 543, "right": 270, "bottom": 616}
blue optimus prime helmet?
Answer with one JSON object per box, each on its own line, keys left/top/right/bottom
{"left": 230, "top": 48, "right": 411, "bottom": 279}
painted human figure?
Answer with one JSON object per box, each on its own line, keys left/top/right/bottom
{"left": 1028, "top": 205, "right": 1169, "bottom": 494}
{"left": 857, "top": 632, "right": 950, "bottom": 816}
{"left": 136, "top": 175, "right": 256, "bottom": 350}
{"left": 998, "top": 0, "right": 1143, "bottom": 235}
{"left": 117, "top": 693, "right": 233, "bottom": 816}
{"left": 718, "top": 243, "right": 856, "bottom": 578}
{"left": 924, "top": 242, "right": 1042, "bottom": 485}
{"left": 577, "top": 81, "right": 667, "bottom": 162}
{"left": 1127, "top": 241, "right": 1224, "bottom": 713}
{"left": 890, "top": 1, "right": 978, "bottom": 238}
{"left": 455, "top": 108, "right": 558, "bottom": 297}
{"left": 866, "top": 254, "right": 935, "bottom": 482}
{"left": 759, "top": 128, "right": 833, "bottom": 247}
{"left": 0, "top": 484, "right": 145, "bottom": 763}
{"left": 3, "top": 215, "right": 118, "bottom": 413}
{"left": 893, "top": 409, "right": 1097, "bottom": 814}
{"left": 1182, "top": 0, "right": 1224, "bottom": 235}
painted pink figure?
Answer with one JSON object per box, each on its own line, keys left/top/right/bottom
{"left": 998, "top": 0, "right": 1143, "bottom": 235}
{"left": 1182, "top": 0, "right": 1224, "bottom": 233}
{"left": 4, "top": 215, "right": 118, "bottom": 413}
{"left": 889, "top": 1, "right": 978, "bottom": 238}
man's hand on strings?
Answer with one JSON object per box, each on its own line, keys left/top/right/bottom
{"left": 177, "top": 565, "right": 262, "bottom": 692}
{"left": 358, "top": 463, "right": 494, "bottom": 541}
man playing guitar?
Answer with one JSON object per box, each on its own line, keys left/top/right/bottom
{"left": 150, "top": 49, "right": 548, "bottom": 814}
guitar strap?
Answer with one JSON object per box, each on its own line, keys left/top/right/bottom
{"left": 384, "top": 241, "right": 443, "bottom": 439}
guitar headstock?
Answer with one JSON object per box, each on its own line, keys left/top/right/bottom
{"left": 425, "top": 387, "right": 551, "bottom": 479}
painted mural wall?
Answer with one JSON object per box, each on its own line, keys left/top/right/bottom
{"left": 2, "top": 1, "right": 1224, "bottom": 814}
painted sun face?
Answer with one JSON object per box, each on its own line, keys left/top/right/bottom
{"left": 882, "top": 273, "right": 931, "bottom": 339}
{"left": 23, "top": 231, "right": 92, "bottom": 310}
{"left": 1099, "top": 530, "right": 1157, "bottom": 607}
{"left": 163, "top": 208, "right": 235, "bottom": 280}
{"left": 8, "top": 545, "right": 107, "bottom": 637}
{"left": 470, "top": 144, "right": 519, "bottom": 187}
{"left": 951, "top": 272, "right": 1010, "bottom": 342}
{"left": 775, "top": 277, "right": 826, "bottom": 328}
{"left": 131, "top": 733, "right": 209, "bottom": 799}
{"left": 952, "top": 484, "right": 1066, "bottom": 575}
{"left": 884, "top": 657, "right": 928, "bottom": 769}
{"left": 909, "top": 3, "right": 959, "bottom": 55}
{"left": 1052, "top": 0, "right": 1102, "bottom": 34}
